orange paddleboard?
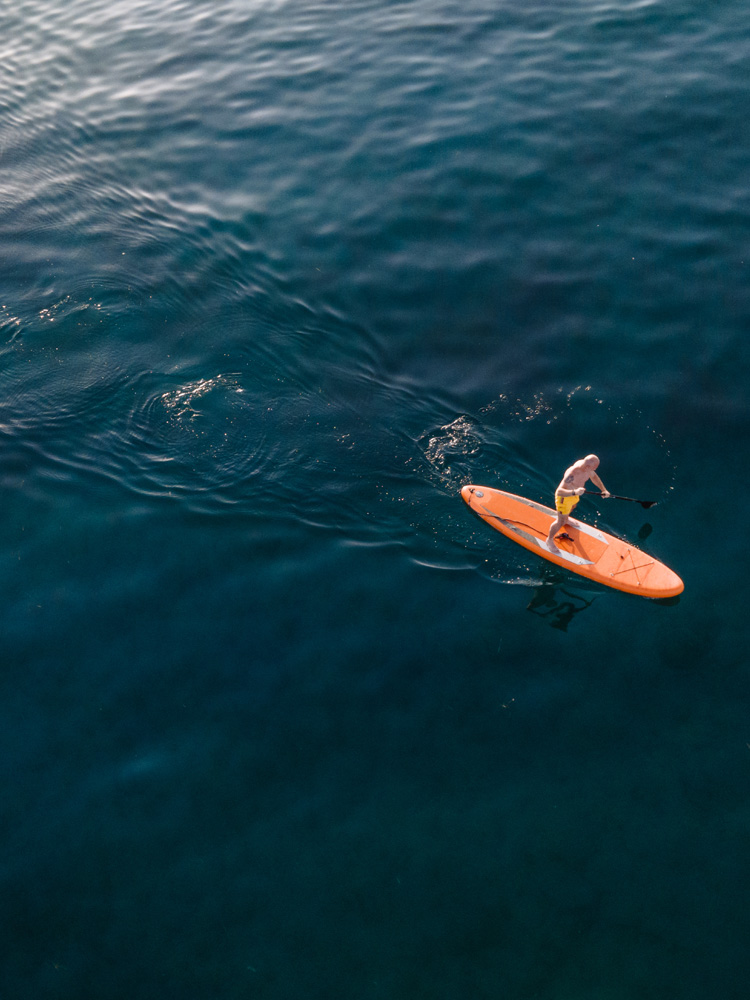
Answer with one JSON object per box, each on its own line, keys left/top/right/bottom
{"left": 462, "top": 485, "right": 684, "bottom": 598}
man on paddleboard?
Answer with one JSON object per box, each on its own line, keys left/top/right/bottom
{"left": 545, "top": 454, "right": 610, "bottom": 550}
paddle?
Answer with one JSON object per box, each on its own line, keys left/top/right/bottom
{"left": 584, "top": 490, "right": 657, "bottom": 509}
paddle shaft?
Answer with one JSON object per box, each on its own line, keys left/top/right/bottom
{"left": 584, "top": 490, "right": 657, "bottom": 509}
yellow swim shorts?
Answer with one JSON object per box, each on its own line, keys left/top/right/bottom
{"left": 555, "top": 494, "right": 579, "bottom": 516}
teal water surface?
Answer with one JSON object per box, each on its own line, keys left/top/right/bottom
{"left": 2, "top": 1, "right": 750, "bottom": 997}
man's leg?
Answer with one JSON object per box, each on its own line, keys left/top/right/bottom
{"left": 546, "top": 512, "right": 567, "bottom": 547}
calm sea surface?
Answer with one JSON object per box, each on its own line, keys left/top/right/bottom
{"left": 2, "top": 1, "right": 750, "bottom": 997}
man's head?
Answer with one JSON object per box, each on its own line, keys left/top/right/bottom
{"left": 584, "top": 454, "right": 600, "bottom": 469}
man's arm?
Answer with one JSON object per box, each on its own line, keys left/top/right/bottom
{"left": 589, "top": 472, "right": 610, "bottom": 497}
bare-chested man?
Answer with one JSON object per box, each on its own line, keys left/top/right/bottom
{"left": 545, "top": 454, "right": 610, "bottom": 549}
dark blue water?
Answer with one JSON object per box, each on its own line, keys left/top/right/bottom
{"left": 2, "top": 1, "right": 750, "bottom": 997}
